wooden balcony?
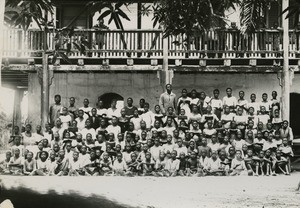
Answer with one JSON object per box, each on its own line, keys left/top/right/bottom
{"left": 2, "top": 28, "right": 300, "bottom": 67}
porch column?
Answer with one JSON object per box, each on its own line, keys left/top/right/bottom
{"left": 41, "top": 53, "right": 50, "bottom": 128}
{"left": 282, "top": 0, "right": 290, "bottom": 122}
{"left": 0, "top": 0, "right": 6, "bottom": 87}
{"left": 13, "top": 89, "right": 24, "bottom": 129}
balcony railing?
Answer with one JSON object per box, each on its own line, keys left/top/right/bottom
{"left": 2, "top": 28, "right": 300, "bottom": 60}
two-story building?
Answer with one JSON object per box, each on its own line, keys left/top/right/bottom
{"left": 1, "top": 0, "right": 300, "bottom": 136}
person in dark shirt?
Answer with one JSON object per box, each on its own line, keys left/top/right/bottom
{"left": 124, "top": 97, "right": 138, "bottom": 119}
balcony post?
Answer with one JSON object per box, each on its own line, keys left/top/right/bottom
{"left": 41, "top": 52, "right": 50, "bottom": 128}
{"left": 163, "top": 35, "right": 170, "bottom": 85}
{"left": 282, "top": 0, "right": 290, "bottom": 122}
{"left": 0, "top": 0, "right": 5, "bottom": 87}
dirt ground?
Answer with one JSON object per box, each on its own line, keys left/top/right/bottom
{"left": 1, "top": 173, "right": 300, "bottom": 208}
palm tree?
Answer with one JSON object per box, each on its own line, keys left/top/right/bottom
{"left": 5, "top": 0, "right": 54, "bottom": 30}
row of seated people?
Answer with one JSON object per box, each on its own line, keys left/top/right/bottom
{"left": 1, "top": 135, "right": 292, "bottom": 176}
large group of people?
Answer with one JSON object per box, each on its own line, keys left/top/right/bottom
{"left": 0, "top": 84, "right": 294, "bottom": 177}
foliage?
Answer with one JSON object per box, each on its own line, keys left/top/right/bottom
{"left": 87, "top": 1, "right": 132, "bottom": 30}
{"left": 240, "top": 0, "right": 278, "bottom": 33}
{"left": 5, "top": 0, "right": 54, "bottom": 30}
{"left": 152, "top": 0, "right": 239, "bottom": 38}
{"left": 282, "top": 0, "right": 300, "bottom": 28}
{"left": 47, "top": 27, "right": 90, "bottom": 64}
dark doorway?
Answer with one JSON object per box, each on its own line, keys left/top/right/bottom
{"left": 290, "top": 93, "right": 300, "bottom": 138}
{"left": 98, "top": 93, "right": 124, "bottom": 109}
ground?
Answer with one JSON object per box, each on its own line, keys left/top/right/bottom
{"left": 1, "top": 173, "right": 300, "bottom": 208}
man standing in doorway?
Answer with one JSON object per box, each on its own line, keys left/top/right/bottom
{"left": 159, "top": 84, "right": 176, "bottom": 115}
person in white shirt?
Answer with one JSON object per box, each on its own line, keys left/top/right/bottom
{"left": 59, "top": 107, "right": 73, "bottom": 129}
{"left": 130, "top": 109, "right": 142, "bottom": 131}
{"left": 221, "top": 105, "right": 235, "bottom": 129}
{"left": 107, "top": 99, "right": 121, "bottom": 119}
{"left": 80, "top": 119, "right": 96, "bottom": 140}
{"left": 206, "top": 151, "right": 222, "bottom": 175}
{"left": 140, "top": 103, "right": 154, "bottom": 129}
{"left": 237, "top": 91, "right": 248, "bottom": 115}
{"left": 106, "top": 116, "right": 121, "bottom": 139}
{"left": 79, "top": 98, "right": 93, "bottom": 116}
{"left": 247, "top": 93, "right": 260, "bottom": 115}
{"left": 174, "top": 138, "right": 188, "bottom": 156}
{"left": 207, "top": 134, "right": 220, "bottom": 152}
{"left": 222, "top": 88, "right": 237, "bottom": 112}
{"left": 257, "top": 106, "right": 270, "bottom": 130}
{"left": 96, "top": 100, "right": 108, "bottom": 117}
{"left": 150, "top": 138, "right": 163, "bottom": 161}
{"left": 165, "top": 150, "right": 180, "bottom": 176}
{"left": 75, "top": 110, "right": 88, "bottom": 131}
{"left": 259, "top": 93, "right": 271, "bottom": 114}
{"left": 68, "top": 151, "right": 83, "bottom": 176}
{"left": 112, "top": 152, "right": 128, "bottom": 176}
{"left": 177, "top": 89, "right": 192, "bottom": 115}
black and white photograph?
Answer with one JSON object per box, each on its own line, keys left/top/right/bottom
{"left": 0, "top": 0, "right": 300, "bottom": 207}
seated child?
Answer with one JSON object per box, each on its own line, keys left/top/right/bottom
{"left": 273, "top": 150, "right": 289, "bottom": 175}
{"left": 263, "top": 149, "right": 274, "bottom": 176}
{"left": 141, "top": 152, "right": 155, "bottom": 176}
{"left": 199, "top": 149, "right": 210, "bottom": 173}
{"left": 112, "top": 152, "right": 128, "bottom": 176}
{"left": 174, "top": 138, "right": 188, "bottom": 156}
{"left": 218, "top": 151, "right": 230, "bottom": 176}
{"left": 54, "top": 150, "right": 69, "bottom": 176}
{"left": 33, "top": 151, "right": 49, "bottom": 176}
{"left": 230, "top": 150, "right": 247, "bottom": 176}
{"left": 162, "top": 134, "right": 175, "bottom": 154}
{"left": 165, "top": 150, "right": 180, "bottom": 177}
{"left": 207, "top": 134, "right": 220, "bottom": 153}
{"left": 244, "top": 149, "right": 256, "bottom": 176}
{"left": 206, "top": 151, "right": 223, "bottom": 176}
{"left": 0, "top": 151, "right": 12, "bottom": 174}
{"left": 186, "top": 151, "right": 201, "bottom": 177}
{"left": 178, "top": 152, "right": 188, "bottom": 176}
{"left": 99, "top": 152, "right": 113, "bottom": 176}
{"left": 8, "top": 148, "right": 24, "bottom": 175}
{"left": 126, "top": 152, "right": 141, "bottom": 176}
{"left": 68, "top": 151, "right": 84, "bottom": 176}
{"left": 23, "top": 151, "right": 36, "bottom": 175}
{"left": 279, "top": 138, "right": 294, "bottom": 173}
{"left": 252, "top": 150, "right": 265, "bottom": 176}
{"left": 154, "top": 152, "right": 168, "bottom": 177}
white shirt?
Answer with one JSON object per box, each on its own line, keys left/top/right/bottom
{"left": 130, "top": 116, "right": 142, "bottom": 131}
{"left": 80, "top": 128, "right": 96, "bottom": 140}
{"left": 247, "top": 102, "right": 260, "bottom": 115}
{"left": 210, "top": 98, "right": 223, "bottom": 110}
{"left": 80, "top": 106, "right": 93, "bottom": 115}
{"left": 107, "top": 108, "right": 121, "bottom": 118}
{"left": 106, "top": 125, "right": 121, "bottom": 139}
{"left": 150, "top": 145, "right": 163, "bottom": 161}
{"left": 140, "top": 111, "right": 154, "bottom": 129}
{"left": 75, "top": 117, "right": 88, "bottom": 131}
{"left": 97, "top": 108, "right": 108, "bottom": 116}
{"left": 59, "top": 115, "right": 72, "bottom": 129}
{"left": 223, "top": 96, "right": 237, "bottom": 107}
